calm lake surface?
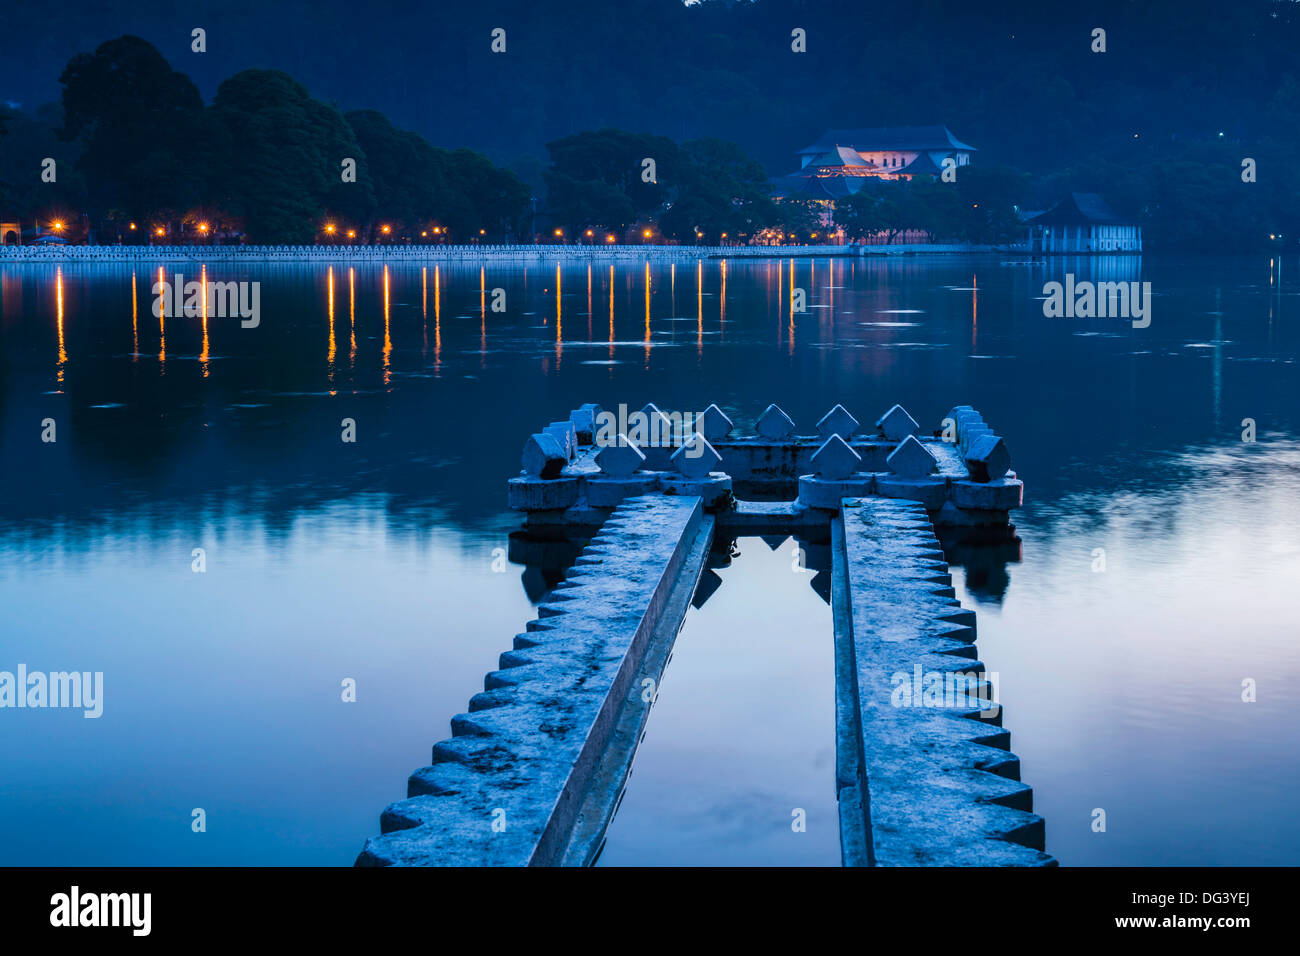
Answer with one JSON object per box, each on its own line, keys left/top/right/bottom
{"left": 1, "top": 253, "right": 1297, "bottom": 866}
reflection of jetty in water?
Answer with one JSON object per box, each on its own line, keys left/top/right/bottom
{"left": 358, "top": 400, "right": 1051, "bottom": 867}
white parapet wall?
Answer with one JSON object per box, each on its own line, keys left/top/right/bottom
{"left": 0, "top": 243, "right": 851, "bottom": 263}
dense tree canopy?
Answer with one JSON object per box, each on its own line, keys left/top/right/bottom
{"left": 7, "top": 38, "right": 531, "bottom": 243}
{"left": 208, "top": 70, "right": 374, "bottom": 242}
{"left": 59, "top": 35, "right": 209, "bottom": 223}
{"left": 544, "top": 129, "right": 680, "bottom": 234}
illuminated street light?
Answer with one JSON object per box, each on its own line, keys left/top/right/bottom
{"left": 346, "top": 229, "right": 356, "bottom": 239}
{"left": 52, "top": 220, "right": 65, "bottom": 232}
{"left": 325, "top": 224, "right": 336, "bottom": 235}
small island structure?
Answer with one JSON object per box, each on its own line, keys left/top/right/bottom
{"left": 1025, "top": 192, "right": 1142, "bottom": 254}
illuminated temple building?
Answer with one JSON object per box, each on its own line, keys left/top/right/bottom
{"left": 770, "top": 124, "right": 977, "bottom": 199}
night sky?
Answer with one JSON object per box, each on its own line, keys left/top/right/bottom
{"left": 4, "top": 0, "right": 1297, "bottom": 175}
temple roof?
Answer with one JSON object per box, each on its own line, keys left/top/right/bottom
{"left": 797, "top": 125, "right": 977, "bottom": 156}
{"left": 1026, "top": 192, "right": 1134, "bottom": 225}
{"left": 891, "top": 151, "right": 947, "bottom": 177}
{"left": 809, "top": 146, "right": 873, "bottom": 168}
{"left": 769, "top": 172, "right": 866, "bottom": 200}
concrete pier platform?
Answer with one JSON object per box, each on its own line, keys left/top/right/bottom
{"left": 356, "top": 495, "right": 713, "bottom": 866}
{"left": 832, "top": 497, "right": 1054, "bottom": 866}
{"left": 509, "top": 401, "right": 1023, "bottom": 531}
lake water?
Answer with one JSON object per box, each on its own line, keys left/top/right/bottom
{"left": 1, "top": 253, "right": 1297, "bottom": 866}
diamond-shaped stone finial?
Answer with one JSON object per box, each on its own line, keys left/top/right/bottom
{"left": 755, "top": 403, "right": 796, "bottom": 439}
{"left": 545, "top": 420, "right": 576, "bottom": 459}
{"left": 886, "top": 434, "right": 938, "bottom": 477}
{"left": 638, "top": 402, "right": 676, "bottom": 445}
{"left": 817, "top": 404, "right": 860, "bottom": 440}
{"left": 522, "top": 433, "right": 568, "bottom": 478}
{"left": 875, "top": 404, "right": 919, "bottom": 442}
{"left": 811, "top": 434, "right": 863, "bottom": 480}
{"left": 959, "top": 422, "right": 992, "bottom": 455}
{"left": 569, "top": 404, "right": 600, "bottom": 440}
{"left": 596, "top": 434, "right": 647, "bottom": 477}
{"left": 698, "top": 404, "right": 733, "bottom": 442}
{"left": 670, "top": 433, "right": 722, "bottom": 478}
{"left": 964, "top": 433, "right": 1011, "bottom": 482}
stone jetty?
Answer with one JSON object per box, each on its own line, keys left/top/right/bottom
{"left": 357, "top": 400, "right": 1053, "bottom": 866}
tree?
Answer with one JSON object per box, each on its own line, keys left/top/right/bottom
{"left": 834, "top": 191, "right": 888, "bottom": 240}
{"left": 953, "top": 164, "right": 1029, "bottom": 242}
{"left": 659, "top": 138, "right": 778, "bottom": 241}
{"left": 439, "top": 148, "right": 531, "bottom": 239}
{"left": 544, "top": 129, "right": 680, "bottom": 234}
{"left": 59, "top": 36, "right": 209, "bottom": 226}
{"left": 346, "top": 109, "right": 446, "bottom": 237}
{"left": 208, "top": 70, "right": 374, "bottom": 242}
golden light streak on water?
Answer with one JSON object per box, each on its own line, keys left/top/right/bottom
{"left": 643, "top": 261, "right": 651, "bottom": 369}
{"left": 348, "top": 267, "right": 356, "bottom": 368}
{"left": 788, "top": 258, "right": 796, "bottom": 354}
{"left": 719, "top": 258, "right": 727, "bottom": 339}
{"left": 777, "top": 256, "right": 784, "bottom": 340}
{"left": 131, "top": 272, "right": 138, "bottom": 362}
{"left": 55, "top": 267, "right": 66, "bottom": 384}
{"left": 382, "top": 265, "right": 392, "bottom": 386}
{"left": 158, "top": 267, "right": 165, "bottom": 368}
{"left": 200, "top": 265, "right": 210, "bottom": 378}
{"left": 327, "top": 266, "right": 336, "bottom": 373}
{"left": 696, "top": 259, "right": 703, "bottom": 354}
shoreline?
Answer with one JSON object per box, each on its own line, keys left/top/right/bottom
{"left": 0, "top": 242, "right": 1016, "bottom": 264}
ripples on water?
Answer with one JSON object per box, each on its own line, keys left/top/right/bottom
{"left": 0, "top": 254, "right": 1297, "bottom": 865}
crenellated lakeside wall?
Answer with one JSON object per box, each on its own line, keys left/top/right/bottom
{"left": 0, "top": 242, "right": 1010, "bottom": 264}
